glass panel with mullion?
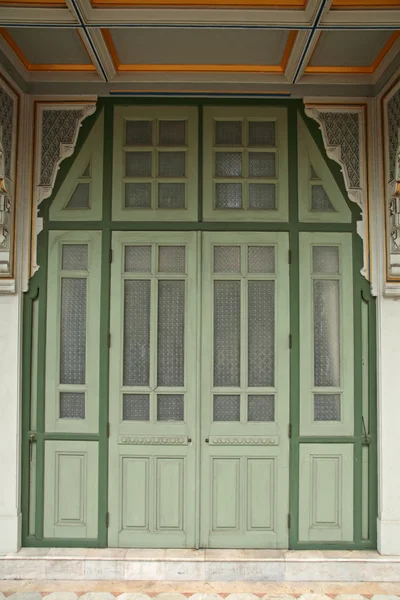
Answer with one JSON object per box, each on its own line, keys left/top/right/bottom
{"left": 313, "top": 279, "right": 340, "bottom": 387}
{"left": 157, "top": 280, "right": 185, "bottom": 387}
{"left": 213, "top": 395, "right": 240, "bottom": 421}
{"left": 215, "top": 152, "right": 242, "bottom": 178}
{"left": 215, "top": 121, "right": 242, "bottom": 146}
{"left": 248, "top": 121, "right": 276, "bottom": 147}
{"left": 125, "top": 151, "right": 153, "bottom": 177}
{"left": 159, "top": 120, "right": 186, "bottom": 146}
{"left": 123, "top": 280, "right": 151, "bottom": 387}
{"left": 214, "top": 280, "right": 241, "bottom": 387}
{"left": 60, "top": 277, "right": 87, "bottom": 385}
{"left": 215, "top": 183, "right": 242, "bottom": 209}
{"left": 126, "top": 120, "right": 153, "bottom": 146}
{"left": 248, "top": 280, "right": 275, "bottom": 387}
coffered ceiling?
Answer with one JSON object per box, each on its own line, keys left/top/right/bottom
{"left": 0, "top": 0, "right": 399, "bottom": 96}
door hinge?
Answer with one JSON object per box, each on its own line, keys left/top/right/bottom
{"left": 289, "top": 333, "right": 292, "bottom": 349}
{"left": 107, "top": 422, "right": 110, "bottom": 438}
{"left": 106, "top": 512, "right": 110, "bottom": 528}
{"left": 287, "top": 514, "right": 291, "bottom": 530}
{"left": 288, "top": 250, "right": 292, "bottom": 264}
{"left": 109, "top": 249, "right": 113, "bottom": 263}
{"left": 288, "top": 423, "right": 292, "bottom": 438}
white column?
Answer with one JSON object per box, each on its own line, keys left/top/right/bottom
{"left": 0, "top": 292, "right": 22, "bottom": 554}
{"left": 377, "top": 295, "right": 400, "bottom": 555}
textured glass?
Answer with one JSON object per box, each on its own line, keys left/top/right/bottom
{"left": 248, "top": 152, "right": 275, "bottom": 177}
{"left": 310, "top": 165, "right": 319, "bottom": 180}
{"left": 248, "top": 280, "right": 275, "bottom": 387}
{"left": 215, "top": 183, "right": 242, "bottom": 209}
{"left": 61, "top": 244, "right": 88, "bottom": 271}
{"left": 158, "top": 246, "right": 185, "bottom": 273}
{"left": 158, "top": 183, "right": 185, "bottom": 209}
{"left": 214, "top": 281, "right": 240, "bottom": 387}
{"left": 66, "top": 183, "right": 90, "bottom": 209}
{"left": 125, "top": 245, "right": 152, "bottom": 273}
{"left": 125, "top": 183, "right": 151, "bottom": 208}
{"left": 123, "top": 280, "right": 150, "bottom": 386}
{"left": 248, "top": 121, "right": 275, "bottom": 147}
{"left": 311, "top": 185, "right": 335, "bottom": 211}
{"left": 314, "top": 394, "right": 341, "bottom": 421}
{"left": 215, "top": 121, "right": 242, "bottom": 146}
{"left": 126, "top": 120, "right": 153, "bottom": 146}
{"left": 159, "top": 120, "right": 186, "bottom": 146}
{"left": 215, "top": 152, "right": 242, "bottom": 177}
{"left": 249, "top": 183, "right": 276, "bottom": 210}
{"left": 60, "top": 392, "right": 85, "bottom": 419}
{"left": 214, "top": 246, "right": 241, "bottom": 273}
{"left": 157, "top": 280, "right": 185, "bottom": 387}
{"left": 60, "top": 278, "right": 87, "bottom": 385}
{"left": 313, "top": 246, "right": 340, "bottom": 274}
{"left": 157, "top": 394, "right": 184, "bottom": 421}
{"left": 125, "top": 151, "right": 152, "bottom": 177}
{"left": 248, "top": 246, "right": 275, "bottom": 274}
{"left": 158, "top": 152, "right": 185, "bottom": 177}
{"left": 123, "top": 394, "right": 150, "bottom": 421}
{"left": 213, "top": 395, "right": 240, "bottom": 421}
{"left": 314, "top": 280, "right": 340, "bottom": 387}
{"left": 248, "top": 395, "right": 274, "bottom": 422}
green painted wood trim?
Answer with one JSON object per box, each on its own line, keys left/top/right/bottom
{"left": 21, "top": 291, "right": 33, "bottom": 542}
{"left": 198, "top": 106, "right": 203, "bottom": 223}
{"left": 24, "top": 537, "right": 102, "bottom": 548}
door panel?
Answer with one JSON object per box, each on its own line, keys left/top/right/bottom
{"left": 200, "top": 232, "right": 290, "bottom": 548}
{"left": 108, "top": 232, "right": 198, "bottom": 548}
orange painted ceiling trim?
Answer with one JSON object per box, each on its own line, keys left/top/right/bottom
{"left": 331, "top": 0, "right": 400, "bottom": 8}
{"left": 102, "top": 28, "right": 297, "bottom": 73}
{"left": 0, "top": 27, "right": 96, "bottom": 71}
{"left": 94, "top": 0, "right": 305, "bottom": 7}
{"left": 305, "top": 31, "right": 400, "bottom": 75}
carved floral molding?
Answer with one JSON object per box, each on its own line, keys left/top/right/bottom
{"left": 0, "top": 75, "right": 19, "bottom": 291}
{"left": 382, "top": 79, "right": 400, "bottom": 287}
{"left": 304, "top": 105, "right": 368, "bottom": 282}
{"left": 32, "top": 101, "right": 97, "bottom": 273}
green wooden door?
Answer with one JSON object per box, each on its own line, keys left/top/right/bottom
{"left": 200, "top": 232, "right": 290, "bottom": 549}
{"left": 108, "top": 231, "right": 198, "bottom": 548}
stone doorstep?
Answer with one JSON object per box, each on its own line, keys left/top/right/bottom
{"left": 1, "top": 550, "right": 400, "bottom": 581}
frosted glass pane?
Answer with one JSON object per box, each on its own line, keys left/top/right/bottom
{"left": 311, "top": 185, "right": 335, "bottom": 211}
{"left": 248, "top": 246, "right": 275, "bottom": 273}
{"left": 158, "top": 183, "right": 185, "bottom": 209}
{"left": 314, "top": 280, "right": 340, "bottom": 387}
{"left": 214, "top": 281, "right": 240, "bottom": 387}
{"left": 125, "top": 183, "right": 151, "bottom": 208}
{"left": 60, "top": 278, "right": 87, "bottom": 385}
{"left": 62, "top": 244, "right": 88, "bottom": 271}
{"left": 215, "top": 152, "right": 242, "bottom": 177}
{"left": 159, "top": 120, "right": 186, "bottom": 146}
{"left": 125, "top": 151, "right": 152, "bottom": 177}
{"left": 125, "top": 245, "right": 152, "bottom": 273}
{"left": 215, "top": 121, "right": 242, "bottom": 146}
{"left": 157, "top": 280, "right": 185, "bottom": 387}
{"left": 248, "top": 152, "right": 275, "bottom": 177}
{"left": 249, "top": 183, "right": 276, "bottom": 210}
{"left": 126, "top": 120, "right": 152, "bottom": 145}
{"left": 248, "top": 121, "right": 275, "bottom": 147}
{"left": 248, "top": 395, "right": 274, "bottom": 422}
{"left": 158, "top": 246, "right": 185, "bottom": 273}
{"left": 248, "top": 280, "right": 275, "bottom": 387}
{"left": 314, "top": 394, "right": 341, "bottom": 421}
{"left": 157, "top": 394, "right": 184, "bottom": 421}
{"left": 313, "top": 246, "right": 340, "bottom": 274}
{"left": 158, "top": 152, "right": 185, "bottom": 177}
{"left": 215, "top": 183, "right": 242, "bottom": 209}
{"left": 123, "top": 280, "right": 150, "bottom": 386}
{"left": 123, "top": 394, "right": 150, "bottom": 421}
{"left": 213, "top": 395, "right": 240, "bottom": 421}
{"left": 60, "top": 392, "right": 85, "bottom": 419}
{"left": 66, "top": 183, "right": 90, "bottom": 209}
{"left": 213, "top": 246, "right": 241, "bottom": 273}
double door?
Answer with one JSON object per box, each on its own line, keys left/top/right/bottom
{"left": 108, "top": 231, "right": 290, "bottom": 548}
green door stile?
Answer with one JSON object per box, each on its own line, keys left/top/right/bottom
{"left": 21, "top": 99, "right": 377, "bottom": 550}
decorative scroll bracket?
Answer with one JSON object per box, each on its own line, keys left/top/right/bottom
{"left": 32, "top": 101, "right": 97, "bottom": 274}
{"left": 304, "top": 105, "right": 369, "bottom": 285}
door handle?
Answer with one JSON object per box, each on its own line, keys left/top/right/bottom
{"left": 29, "top": 432, "right": 36, "bottom": 461}
{"left": 205, "top": 438, "right": 209, "bottom": 443}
